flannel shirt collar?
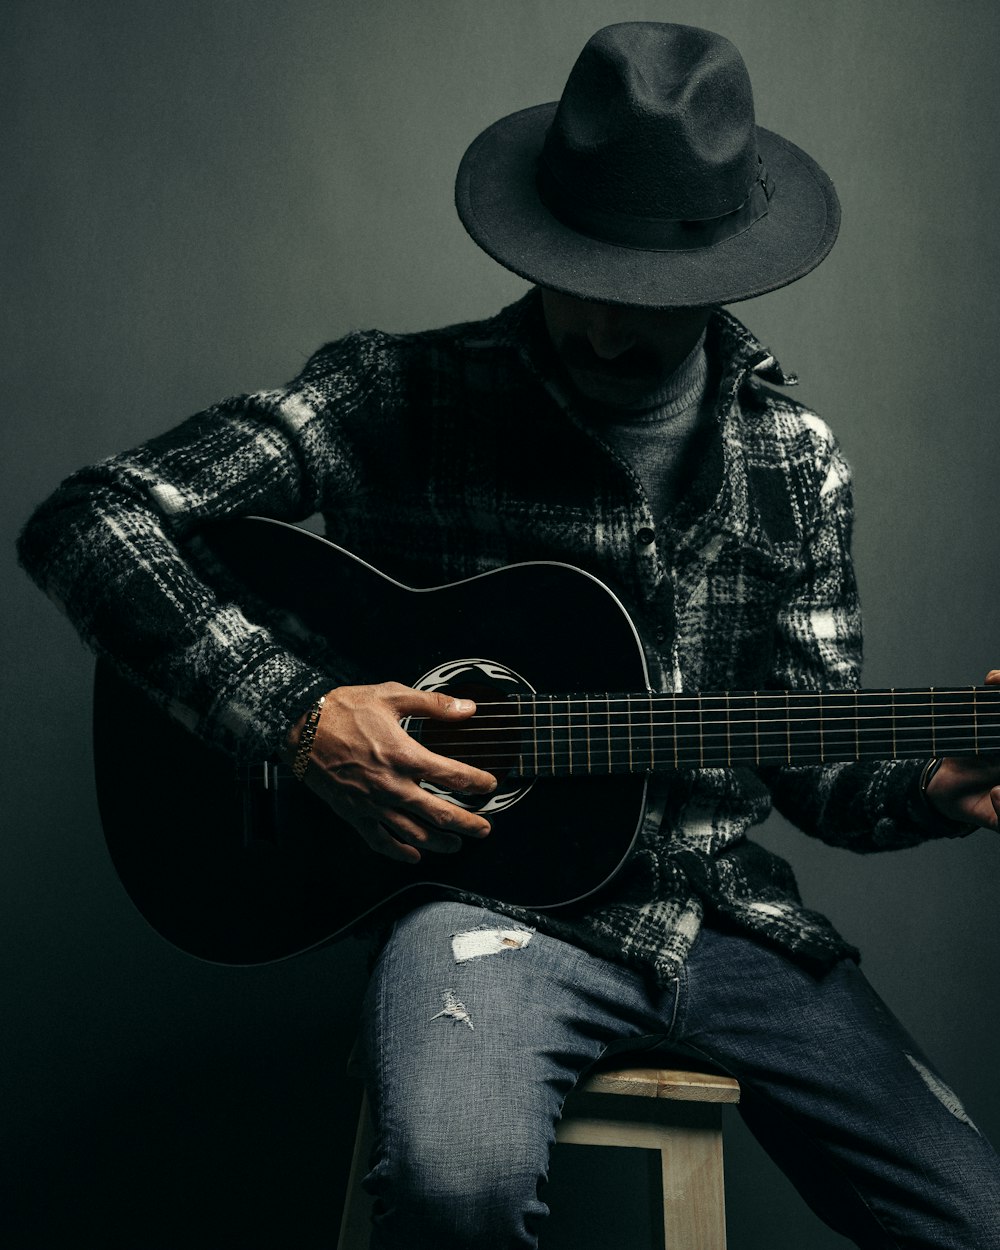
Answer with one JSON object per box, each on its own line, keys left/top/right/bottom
{"left": 464, "top": 290, "right": 801, "bottom": 564}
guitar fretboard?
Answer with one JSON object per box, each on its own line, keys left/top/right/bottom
{"left": 467, "top": 687, "right": 1000, "bottom": 777}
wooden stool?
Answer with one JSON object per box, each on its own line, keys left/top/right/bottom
{"left": 337, "top": 1055, "right": 739, "bottom": 1250}
{"left": 557, "top": 1056, "right": 740, "bottom": 1248}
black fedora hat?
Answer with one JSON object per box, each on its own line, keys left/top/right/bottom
{"left": 455, "top": 22, "right": 840, "bottom": 308}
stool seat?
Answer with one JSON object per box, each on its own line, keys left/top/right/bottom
{"left": 338, "top": 1051, "right": 739, "bottom": 1250}
{"left": 573, "top": 1057, "right": 741, "bottom": 1102}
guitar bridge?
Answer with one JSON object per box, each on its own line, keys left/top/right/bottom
{"left": 238, "top": 760, "right": 283, "bottom": 847}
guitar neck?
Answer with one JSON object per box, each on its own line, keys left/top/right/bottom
{"left": 493, "top": 687, "right": 1000, "bottom": 777}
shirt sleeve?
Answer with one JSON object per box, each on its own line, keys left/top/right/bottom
{"left": 760, "top": 427, "right": 972, "bottom": 850}
{"left": 17, "top": 332, "right": 381, "bottom": 761}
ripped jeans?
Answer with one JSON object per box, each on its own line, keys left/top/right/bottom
{"left": 359, "top": 901, "right": 1000, "bottom": 1249}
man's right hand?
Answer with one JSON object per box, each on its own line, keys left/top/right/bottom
{"left": 286, "top": 682, "right": 497, "bottom": 863}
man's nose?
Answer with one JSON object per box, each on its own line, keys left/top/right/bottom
{"left": 586, "top": 309, "right": 635, "bottom": 359}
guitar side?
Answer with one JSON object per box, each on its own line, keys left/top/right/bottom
{"left": 94, "top": 518, "right": 652, "bottom": 964}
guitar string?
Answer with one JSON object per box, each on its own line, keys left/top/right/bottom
{"left": 398, "top": 739, "right": 1000, "bottom": 772}
{"left": 464, "top": 689, "right": 998, "bottom": 710}
{"left": 433, "top": 707, "right": 997, "bottom": 731}
{"left": 410, "top": 729, "right": 1000, "bottom": 759}
{"left": 418, "top": 708, "right": 999, "bottom": 740}
{"left": 417, "top": 730, "right": 1000, "bottom": 764}
{"left": 407, "top": 730, "right": 1000, "bottom": 750}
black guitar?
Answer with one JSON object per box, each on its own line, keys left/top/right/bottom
{"left": 94, "top": 517, "right": 999, "bottom": 965}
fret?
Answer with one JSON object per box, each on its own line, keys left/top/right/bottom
{"left": 520, "top": 690, "right": 527, "bottom": 775}
{"left": 929, "top": 687, "right": 979, "bottom": 756}
{"left": 672, "top": 694, "right": 701, "bottom": 768}
{"left": 788, "top": 690, "right": 824, "bottom": 764}
{"left": 721, "top": 693, "right": 760, "bottom": 766}
{"left": 672, "top": 692, "right": 679, "bottom": 769}
{"left": 599, "top": 694, "right": 610, "bottom": 770}
{"left": 785, "top": 690, "right": 791, "bottom": 765}
{"left": 562, "top": 695, "right": 574, "bottom": 777}
{"left": 585, "top": 695, "right": 592, "bottom": 773}
{"left": 819, "top": 691, "right": 861, "bottom": 762}
{"left": 648, "top": 694, "right": 656, "bottom": 772}
{"left": 532, "top": 695, "right": 539, "bottom": 777}
{"left": 930, "top": 687, "right": 936, "bottom": 756}
{"left": 695, "top": 694, "right": 735, "bottom": 767}
{"left": 854, "top": 690, "right": 860, "bottom": 761}
{"left": 627, "top": 694, "right": 634, "bottom": 772}
{"left": 890, "top": 687, "right": 896, "bottom": 757}
{"left": 889, "top": 689, "right": 930, "bottom": 758}
{"left": 725, "top": 691, "right": 732, "bottom": 768}
{"left": 818, "top": 689, "right": 824, "bottom": 764}
{"left": 856, "top": 690, "right": 896, "bottom": 759}
{"left": 755, "top": 691, "right": 787, "bottom": 766}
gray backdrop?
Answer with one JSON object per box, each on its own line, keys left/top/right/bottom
{"left": 5, "top": 2, "right": 999, "bottom": 1247}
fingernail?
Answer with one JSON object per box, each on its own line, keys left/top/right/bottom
{"left": 452, "top": 698, "right": 475, "bottom": 713}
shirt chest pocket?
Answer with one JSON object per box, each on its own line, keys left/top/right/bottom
{"left": 672, "top": 539, "right": 804, "bottom": 690}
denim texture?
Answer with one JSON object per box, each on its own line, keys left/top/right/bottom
{"left": 361, "top": 900, "right": 1000, "bottom": 1249}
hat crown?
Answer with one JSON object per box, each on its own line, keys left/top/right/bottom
{"left": 542, "top": 23, "right": 758, "bottom": 222}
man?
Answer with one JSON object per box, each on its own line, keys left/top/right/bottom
{"left": 18, "top": 21, "right": 1000, "bottom": 1248}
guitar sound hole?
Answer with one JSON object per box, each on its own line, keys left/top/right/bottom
{"left": 415, "top": 681, "right": 523, "bottom": 784}
{"left": 403, "top": 659, "right": 535, "bottom": 815}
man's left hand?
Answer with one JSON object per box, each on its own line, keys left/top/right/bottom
{"left": 924, "top": 669, "right": 1000, "bottom": 831}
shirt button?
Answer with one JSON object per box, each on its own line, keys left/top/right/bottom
{"left": 653, "top": 626, "right": 667, "bottom": 645}
{"left": 636, "top": 526, "right": 656, "bottom": 546}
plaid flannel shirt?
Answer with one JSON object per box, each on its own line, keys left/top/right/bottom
{"left": 19, "top": 291, "right": 968, "bottom": 984}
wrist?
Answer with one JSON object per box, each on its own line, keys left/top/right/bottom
{"left": 289, "top": 695, "right": 326, "bottom": 781}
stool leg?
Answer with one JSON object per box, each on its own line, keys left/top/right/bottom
{"left": 558, "top": 1093, "right": 728, "bottom": 1250}
{"left": 656, "top": 1104, "right": 727, "bottom": 1250}
{"left": 337, "top": 1090, "right": 375, "bottom": 1250}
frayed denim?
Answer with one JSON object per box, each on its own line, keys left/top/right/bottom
{"left": 360, "top": 901, "right": 1000, "bottom": 1249}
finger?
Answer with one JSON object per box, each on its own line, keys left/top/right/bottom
{"left": 991, "top": 784, "right": 1000, "bottom": 831}
{"left": 357, "top": 818, "right": 423, "bottom": 864}
{"left": 401, "top": 789, "right": 492, "bottom": 837}
{"left": 379, "top": 808, "right": 465, "bottom": 855}
{"left": 382, "top": 683, "right": 479, "bottom": 722}
{"left": 986, "top": 669, "right": 1000, "bottom": 686}
{"left": 399, "top": 739, "right": 498, "bottom": 795}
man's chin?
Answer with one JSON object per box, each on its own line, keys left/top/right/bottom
{"left": 566, "top": 366, "right": 658, "bottom": 408}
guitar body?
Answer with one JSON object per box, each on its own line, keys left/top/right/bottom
{"left": 94, "top": 518, "right": 652, "bottom": 964}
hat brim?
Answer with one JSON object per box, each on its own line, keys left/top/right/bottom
{"left": 455, "top": 103, "right": 840, "bottom": 308}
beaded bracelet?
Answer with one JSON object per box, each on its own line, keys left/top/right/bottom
{"left": 291, "top": 695, "right": 326, "bottom": 782}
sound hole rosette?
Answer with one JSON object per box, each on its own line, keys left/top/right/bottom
{"left": 401, "top": 658, "right": 535, "bottom": 814}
